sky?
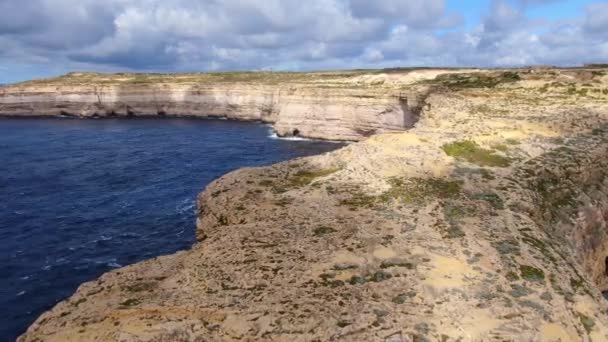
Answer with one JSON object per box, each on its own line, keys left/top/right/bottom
{"left": 0, "top": 0, "right": 607, "bottom": 83}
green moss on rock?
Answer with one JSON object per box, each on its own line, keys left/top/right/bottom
{"left": 520, "top": 265, "right": 545, "bottom": 283}
{"left": 442, "top": 140, "right": 510, "bottom": 167}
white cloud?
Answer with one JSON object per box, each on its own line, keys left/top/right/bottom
{"left": 0, "top": 0, "right": 606, "bottom": 82}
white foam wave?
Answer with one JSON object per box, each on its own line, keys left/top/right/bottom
{"left": 267, "top": 132, "right": 313, "bottom": 141}
{"left": 176, "top": 198, "right": 196, "bottom": 214}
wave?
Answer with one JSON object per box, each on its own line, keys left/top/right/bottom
{"left": 267, "top": 127, "right": 314, "bottom": 141}
{"left": 268, "top": 132, "right": 314, "bottom": 141}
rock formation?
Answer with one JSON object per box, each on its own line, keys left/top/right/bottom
{"left": 0, "top": 70, "right": 440, "bottom": 141}
{"left": 15, "top": 67, "right": 608, "bottom": 341}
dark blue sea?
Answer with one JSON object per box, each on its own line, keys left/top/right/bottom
{"left": 0, "top": 118, "right": 343, "bottom": 340}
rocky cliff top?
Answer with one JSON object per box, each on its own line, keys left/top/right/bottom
{"left": 17, "top": 67, "right": 608, "bottom": 341}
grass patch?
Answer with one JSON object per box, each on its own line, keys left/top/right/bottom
{"left": 313, "top": 225, "right": 336, "bottom": 236}
{"left": 506, "top": 271, "right": 520, "bottom": 281}
{"left": 392, "top": 294, "right": 409, "bottom": 304}
{"left": 442, "top": 140, "right": 510, "bottom": 167}
{"left": 120, "top": 298, "right": 141, "bottom": 307}
{"left": 380, "top": 260, "right": 414, "bottom": 269}
{"left": 337, "top": 320, "right": 351, "bottom": 328}
{"left": 472, "top": 192, "right": 505, "bottom": 210}
{"left": 520, "top": 265, "right": 545, "bottom": 283}
{"left": 381, "top": 177, "right": 463, "bottom": 203}
{"left": 369, "top": 271, "right": 393, "bottom": 282}
{"left": 348, "top": 276, "right": 368, "bottom": 285}
{"left": 578, "top": 313, "right": 595, "bottom": 333}
{"left": 339, "top": 191, "right": 377, "bottom": 209}
{"left": 480, "top": 168, "right": 496, "bottom": 180}
{"left": 432, "top": 71, "right": 521, "bottom": 89}
{"left": 494, "top": 239, "right": 521, "bottom": 256}
{"left": 319, "top": 273, "right": 344, "bottom": 288}
{"left": 521, "top": 233, "right": 556, "bottom": 263}
{"left": 347, "top": 271, "right": 393, "bottom": 285}
{"left": 288, "top": 168, "right": 340, "bottom": 187}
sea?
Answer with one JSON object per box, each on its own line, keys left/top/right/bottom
{"left": 0, "top": 118, "right": 343, "bottom": 340}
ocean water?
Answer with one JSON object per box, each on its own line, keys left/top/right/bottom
{"left": 0, "top": 118, "right": 343, "bottom": 340}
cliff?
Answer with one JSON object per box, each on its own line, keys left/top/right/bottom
{"left": 0, "top": 70, "right": 445, "bottom": 141}
{"left": 17, "top": 67, "right": 608, "bottom": 341}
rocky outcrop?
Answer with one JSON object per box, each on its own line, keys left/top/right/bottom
{"left": 17, "top": 67, "right": 608, "bottom": 341}
{"left": 0, "top": 71, "right": 434, "bottom": 141}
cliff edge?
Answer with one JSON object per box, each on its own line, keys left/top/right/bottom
{"left": 0, "top": 69, "right": 451, "bottom": 141}
{"left": 17, "top": 67, "right": 608, "bottom": 341}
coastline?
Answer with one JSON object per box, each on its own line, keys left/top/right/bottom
{"left": 16, "top": 67, "right": 608, "bottom": 341}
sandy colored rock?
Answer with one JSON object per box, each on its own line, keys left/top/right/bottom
{"left": 0, "top": 69, "right": 459, "bottom": 141}
{"left": 16, "top": 67, "right": 608, "bottom": 341}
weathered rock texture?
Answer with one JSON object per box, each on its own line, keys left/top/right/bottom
{"left": 16, "top": 67, "right": 608, "bottom": 341}
{"left": 0, "top": 70, "right": 443, "bottom": 141}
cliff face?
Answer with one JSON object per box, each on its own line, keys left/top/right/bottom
{"left": 0, "top": 71, "right": 432, "bottom": 141}
{"left": 17, "top": 67, "right": 608, "bottom": 341}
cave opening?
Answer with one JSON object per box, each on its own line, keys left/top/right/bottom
{"left": 292, "top": 129, "right": 300, "bottom": 137}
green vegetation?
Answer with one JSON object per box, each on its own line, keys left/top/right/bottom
{"left": 520, "top": 265, "right": 545, "bottom": 283}
{"left": 392, "top": 294, "right": 409, "bottom": 304}
{"left": 493, "top": 239, "right": 521, "bottom": 256}
{"left": 339, "top": 191, "right": 377, "bottom": 209}
{"left": 520, "top": 233, "right": 556, "bottom": 263}
{"left": 347, "top": 271, "right": 393, "bottom": 285}
{"left": 217, "top": 214, "right": 229, "bottom": 226}
{"left": 369, "top": 271, "right": 393, "bottom": 282}
{"left": 380, "top": 260, "right": 414, "bottom": 269}
{"left": 18, "top": 69, "right": 410, "bottom": 87}
{"left": 288, "top": 168, "right": 341, "bottom": 187}
{"left": 120, "top": 298, "right": 141, "bottom": 307}
{"left": 505, "top": 271, "right": 520, "bottom": 281}
{"left": 480, "top": 168, "right": 496, "bottom": 180}
{"left": 319, "top": 273, "right": 344, "bottom": 288}
{"left": 313, "top": 225, "right": 336, "bottom": 236}
{"left": 431, "top": 71, "right": 521, "bottom": 89}
{"left": 442, "top": 205, "right": 471, "bottom": 239}
{"left": 442, "top": 140, "right": 510, "bottom": 167}
{"left": 348, "top": 276, "right": 368, "bottom": 285}
{"left": 72, "top": 298, "right": 87, "bottom": 306}
{"left": 382, "top": 177, "right": 463, "bottom": 203}
{"left": 258, "top": 180, "right": 274, "bottom": 187}
{"left": 339, "top": 177, "right": 463, "bottom": 210}
{"left": 578, "top": 313, "right": 595, "bottom": 333}
{"left": 336, "top": 320, "right": 351, "bottom": 328}
{"left": 472, "top": 192, "right": 505, "bottom": 210}
{"left": 569, "top": 277, "right": 590, "bottom": 295}
{"left": 509, "top": 284, "right": 532, "bottom": 298}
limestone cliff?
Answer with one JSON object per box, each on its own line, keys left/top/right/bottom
{"left": 17, "top": 67, "right": 608, "bottom": 341}
{"left": 0, "top": 70, "right": 439, "bottom": 141}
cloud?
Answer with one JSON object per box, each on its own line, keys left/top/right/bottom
{"left": 0, "top": 0, "right": 606, "bottom": 82}
{"left": 584, "top": 2, "right": 608, "bottom": 33}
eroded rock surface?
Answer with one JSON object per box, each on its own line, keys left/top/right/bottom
{"left": 17, "top": 67, "right": 608, "bottom": 341}
{"left": 0, "top": 70, "right": 447, "bottom": 141}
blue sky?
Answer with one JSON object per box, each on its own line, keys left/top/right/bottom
{"left": 0, "top": 0, "right": 607, "bottom": 83}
